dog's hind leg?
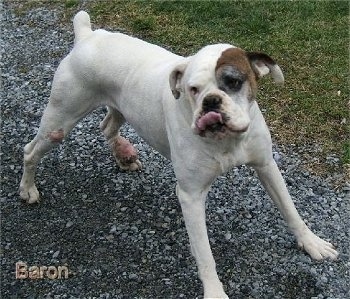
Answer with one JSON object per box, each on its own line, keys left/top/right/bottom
{"left": 20, "top": 67, "right": 97, "bottom": 203}
{"left": 100, "top": 107, "right": 141, "bottom": 171}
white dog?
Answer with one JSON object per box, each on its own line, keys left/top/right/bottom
{"left": 20, "top": 11, "right": 338, "bottom": 298}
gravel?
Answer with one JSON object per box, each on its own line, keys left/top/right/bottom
{"left": 1, "top": 2, "right": 349, "bottom": 299}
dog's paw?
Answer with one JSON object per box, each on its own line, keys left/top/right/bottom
{"left": 297, "top": 228, "right": 338, "bottom": 260}
{"left": 204, "top": 293, "right": 229, "bottom": 299}
{"left": 19, "top": 185, "right": 40, "bottom": 204}
{"left": 111, "top": 136, "right": 142, "bottom": 171}
{"left": 118, "top": 159, "right": 142, "bottom": 171}
{"left": 204, "top": 283, "right": 229, "bottom": 299}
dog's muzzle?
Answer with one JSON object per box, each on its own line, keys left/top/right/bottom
{"left": 194, "top": 95, "right": 249, "bottom": 138}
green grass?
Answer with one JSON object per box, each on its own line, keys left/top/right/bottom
{"left": 13, "top": 0, "right": 349, "bottom": 179}
{"left": 65, "top": 0, "right": 79, "bottom": 9}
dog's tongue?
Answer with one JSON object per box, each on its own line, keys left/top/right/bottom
{"left": 197, "top": 111, "right": 223, "bottom": 131}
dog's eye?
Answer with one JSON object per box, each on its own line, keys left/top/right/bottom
{"left": 223, "top": 76, "right": 243, "bottom": 92}
{"left": 228, "top": 79, "right": 243, "bottom": 91}
{"left": 189, "top": 86, "right": 199, "bottom": 96}
{"left": 231, "top": 79, "right": 243, "bottom": 90}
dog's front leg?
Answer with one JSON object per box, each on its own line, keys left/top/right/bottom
{"left": 176, "top": 184, "right": 228, "bottom": 299}
{"left": 254, "top": 159, "right": 338, "bottom": 260}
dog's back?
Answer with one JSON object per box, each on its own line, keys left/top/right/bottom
{"left": 72, "top": 11, "right": 179, "bottom": 73}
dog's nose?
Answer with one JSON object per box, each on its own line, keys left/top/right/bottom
{"left": 202, "top": 95, "right": 222, "bottom": 112}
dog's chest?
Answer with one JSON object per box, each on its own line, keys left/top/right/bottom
{"left": 212, "top": 143, "right": 250, "bottom": 173}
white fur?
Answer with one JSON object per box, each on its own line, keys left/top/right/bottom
{"left": 19, "top": 11, "right": 338, "bottom": 298}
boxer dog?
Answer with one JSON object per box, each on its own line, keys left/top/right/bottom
{"left": 20, "top": 11, "right": 338, "bottom": 298}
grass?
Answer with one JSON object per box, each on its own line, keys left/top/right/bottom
{"left": 12, "top": 0, "right": 349, "bottom": 181}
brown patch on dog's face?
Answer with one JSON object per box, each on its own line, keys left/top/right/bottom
{"left": 215, "top": 48, "right": 257, "bottom": 98}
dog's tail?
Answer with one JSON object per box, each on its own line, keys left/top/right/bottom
{"left": 73, "top": 11, "right": 92, "bottom": 44}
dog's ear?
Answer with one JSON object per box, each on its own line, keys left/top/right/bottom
{"left": 169, "top": 62, "right": 188, "bottom": 99}
{"left": 247, "top": 52, "right": 284, "bottom": 85}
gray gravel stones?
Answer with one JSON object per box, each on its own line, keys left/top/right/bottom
{"left": 1, "top": 2, "right": 349, "bottom": 299}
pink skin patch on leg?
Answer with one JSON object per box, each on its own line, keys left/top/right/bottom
{"left": 47, "top": 129, "right": 64, "bottom": 143}
{"left": 112, "top": 136, "right": 138, "bottom": 164}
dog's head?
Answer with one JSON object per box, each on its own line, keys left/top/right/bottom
{"left": 169, "top": 44, "right": 284, "bottom": 139}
